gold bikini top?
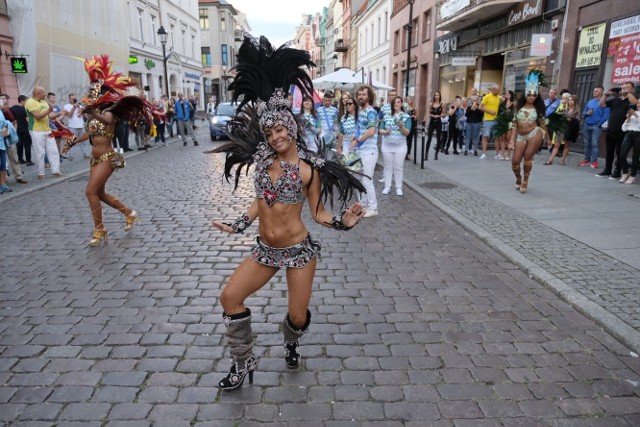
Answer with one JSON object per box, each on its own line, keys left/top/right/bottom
{"left": 86, "top": 119, "right": 115, "bottom": 139}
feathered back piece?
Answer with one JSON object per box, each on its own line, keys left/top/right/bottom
{"left": 84, "top": 55, "right": 136, "bottom": 93}
{"left": 209, "top": 35, "right": 365, "bottom": 209}
{"left": 525, "top": 68, "right": 548, "bottom": 96}
{"left": 83, "top": 54, "right": 153, "bottom": 125}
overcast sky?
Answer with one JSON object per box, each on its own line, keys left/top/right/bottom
{"left": 230, "top": 0, "right": 330, "bottom": 47}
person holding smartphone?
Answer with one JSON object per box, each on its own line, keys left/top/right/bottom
{"left": 63, "top": 93, "right": 90, "bottom": 160}
{"left": 595, "top": 82, "right": 638, "bottom": 179}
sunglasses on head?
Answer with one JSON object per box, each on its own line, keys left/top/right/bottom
{"left": 346, "top": 102, "right": 354, "bottom": 105}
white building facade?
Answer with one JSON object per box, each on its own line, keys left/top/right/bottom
{"left": 128, "top": 0, "right": 203, "bottom": 107}
{"left": 354, "top": 0, "right": 391, "bottom": 102}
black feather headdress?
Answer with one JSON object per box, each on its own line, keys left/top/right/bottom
{"left": 209, "top": 35, "right": 365, "bottom": 209}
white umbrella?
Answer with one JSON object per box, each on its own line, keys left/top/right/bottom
{"left": 312, "top": 68, "right": 395, "bottom": 91}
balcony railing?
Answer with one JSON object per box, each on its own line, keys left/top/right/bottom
{"left": 437, "top": 0, "right": 522, "bottom": 32}
{"left": 334, "top": 39, "right": 349, "bottom": 52}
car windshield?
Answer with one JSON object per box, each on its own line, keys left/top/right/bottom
{"left": 216, "top": 104, "right": 236, "bottom": 117}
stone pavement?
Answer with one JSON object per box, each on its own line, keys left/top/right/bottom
{"left": 401, "top": 143, "right": 640, "bottom": 354}
{"left": 0, "top": 133, "right": 639, "bottom": 426}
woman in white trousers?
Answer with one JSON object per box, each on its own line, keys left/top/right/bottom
{"left": 379, "top": 96, "right": 411, "bottom": 196}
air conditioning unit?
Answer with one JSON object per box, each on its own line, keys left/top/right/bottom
{"left": 551, "top": 19, "right": 559, "bottom": 30}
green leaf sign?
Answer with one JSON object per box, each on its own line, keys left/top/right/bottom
{"left": 11, "top": 57, "right": 28, "bottom": 74}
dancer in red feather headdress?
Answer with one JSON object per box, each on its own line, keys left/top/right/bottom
{"left": 62, "top": 55, "right": 153, "bottom": 246}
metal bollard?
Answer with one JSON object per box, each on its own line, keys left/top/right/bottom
{"left": 420, "top": 121, "right": 426, "bottom": 169}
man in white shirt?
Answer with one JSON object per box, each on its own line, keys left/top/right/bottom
{"left": 63, "top": 93, "right": 90, "bottom": 159}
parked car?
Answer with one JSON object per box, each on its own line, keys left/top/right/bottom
{"left": 209, "top": 102, "right": 237, "bottom": 140}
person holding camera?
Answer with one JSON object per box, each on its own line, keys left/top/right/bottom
{"left": 63, "top": 93, "right": 90, "bottom": 160}
{"left": 619, "top": 98, "right": 640, "bottom": 185}
{"left": 595, "top": 82, "right": 638, "bottom": 179}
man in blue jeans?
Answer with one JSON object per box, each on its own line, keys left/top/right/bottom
{"left": 174, "top": 93, "right": 199, "bottom": 147}
{"left": 579, "top": 86, "right": 609, "bottom": 168}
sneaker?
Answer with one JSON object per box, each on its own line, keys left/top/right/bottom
{"left": 26, "top": 161, "right": 35, "bottom": 166}
{"left": 494, "top": 154, "right": 502, "bottom": 160}
{"left": 464, "top": 151, "right": 468, "bottom": 156}
{"left": 624, "top": 176, "right": 636, "bottom": 184}
{"left": 453, "top": 151, "right": 459, "bottom": 155}
{"left": 363, "top": 209, "right": 378, "bottom": 218}
{"left": 183, "top": 141, "right": 187, "bottom": 146}
{"left": 378, "top": 177, "right": 385, "bottom": 183}
{"left": 382, "top": 187, "right": 390, "bottom": 195}
{"left": 590, "top": 161, "right": 599, "bottom": 169}
{"left": 1, "top": 184, "right": 13, "bottom": 192}
{"left": 595, "top": 171, "right": 610, "bottom": 177}
{"left": 610, "top": 171, "right": 621, "bottom": 179}
{"left": 52, "top": 172, "right": 65, "bottom": 177}
{"left": 474, "top": 151, "right": 478, "bottom": 156}
{"left": 396, "top": 188, "right": 403, "bottom": 196}
{"left": 37, "top": 175, "right": 45, "bottom": 180}
{"left": 479, "top": 153, "right": 486, "bottom": 160}
{"left": 578, "top": 160, "right": 590, "bottom": 166}
{"left": 194, "top": 141, "right": 199, "bottom": 146}
{"left": 619, "top": 174, "right": 630, "bottom": 183}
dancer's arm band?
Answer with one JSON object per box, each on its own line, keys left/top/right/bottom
{"left": 327, "top": 210, "right": 354, "bottom": 231}
{"left": 225, "top": 212, "right": 254, "bottom": 233}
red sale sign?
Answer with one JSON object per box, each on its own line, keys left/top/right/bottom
{"left": 612, "top": 33, "right": 640, "bottom": 85}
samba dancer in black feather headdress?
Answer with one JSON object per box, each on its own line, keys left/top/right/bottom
{"left": 209, "top": 36, "right": 366, "bottom": 391}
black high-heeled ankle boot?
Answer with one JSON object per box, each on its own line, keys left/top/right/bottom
{"left": 218, "top": 355, "right": 256, "bottom": 390}
{"left": 282, "top": 310, "right": 311, "bottom": 369}
{"left": 218, "top": 309, "right": 255, "bottom": 390}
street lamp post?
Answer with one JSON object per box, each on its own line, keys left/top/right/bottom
{"left": 157, "top": 26, "right": 169, "bottom": 97}
{"left": 405, "top": 0, "right": 415, "bottom": 98}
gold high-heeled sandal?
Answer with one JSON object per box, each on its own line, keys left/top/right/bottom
{"left": 125, "top": 211, "right": 140, "bottom": 231}
{"left": 89, "top": 228, "right": 108, "bottom": 246}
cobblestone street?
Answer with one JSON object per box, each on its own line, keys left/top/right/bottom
{"left": 1, "top": 136, "right": 639, "bottom": 426}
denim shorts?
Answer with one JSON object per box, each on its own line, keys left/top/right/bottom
{"left": 482, "top": 120, "right": 495, "bottom": 138}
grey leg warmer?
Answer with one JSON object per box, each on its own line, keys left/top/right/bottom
{"left": 223, "top": 308, "right": 253, "bottom": 364}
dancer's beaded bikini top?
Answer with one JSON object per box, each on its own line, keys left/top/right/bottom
{"left": 85, "top": 118, "right": 115, "bottom": 139}
{"left": 254, "top": 157, "right": 305, "bottom": 207}
{"left": 515, "top": 107, "right": 539, "bottom": 123}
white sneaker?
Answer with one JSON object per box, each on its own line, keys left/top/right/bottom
{"left": 378, "top": 177, "right": 385, "bottom": 183}
{"left": 479, "top": 153, "right": 486, "bottom": 160}
{"left": 382, "top": 187, "right": 390, "bottom": 195}
{"left": 396, "top": 188, "right": 403, "bottom": 196}
{"left": 494, "top": 154, "right": 502, "bottom": 160}
{"left": 363, "top": 209, "right": 378, "bottom": 218}
{"left": 619, "top": 174, "right": 630, "bottom": 183}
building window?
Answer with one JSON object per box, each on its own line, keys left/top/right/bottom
{"left": 222, "top": 44, "right": 228, "bottom": 66}
{"left": 377, "top": 17, "right": 381, "bottom": 46}
{"left": 394, "top": 30, "right": 400, "bottom": 54}
{"left": 137, "top": 8, "right": 144, "bottom": 41}
{"left": 221, "top": 12, "right": 226, "bottom": 31}
{"left": 384, "top": 12, "right": 388, "bottom": 41}
{"left": 202, "top": 46, "right": 211, "bottom": 65}
{"left": 199, "top": 8, "right": 209, "bottom": 29}
{"left": 382, "top": 66, "right": 386, "bottom": 84}
{"left": 422, "top": 11, "right": 431, "bottom": 42}
{"left": 182, "top": 29, "right": 186, "bottom": 55}
{"left": 191, "top": 33, "right": 196, "bottom": 58}
{"left": 402, "top": 25, "right": 408, "bottom": 51}
{"left": 412, "top": 18, "right": 419, "bottom": 46}
{"left": 365, "top": 28, "right": 368, "bottom": 52}
{"left": 170, "top": 24, "right": 176, "bottom": 48}
{"left": 151, "top": 15, "right": 157, "bottom": 45}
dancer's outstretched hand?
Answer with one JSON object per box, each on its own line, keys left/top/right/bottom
{"left": 212, "top": 221, "right": 235, "bottom": 234}
{"left": 342, "top": 203, "right": 365, "bottom": 228}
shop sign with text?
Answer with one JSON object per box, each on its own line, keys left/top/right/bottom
{"left": 575, "top": 23, "right": 606, "bottom": 68}
{"left": 438, "top": 35, "right": 458, "bottom": 54}
{"left": 451, "top": 56, "right": 476, "bottom": 66}
{"left": 611, "top": 32, "right": 640, "bottom": 85}
{"left": 507, "top": 0, "right": 543, "bottom": 27}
